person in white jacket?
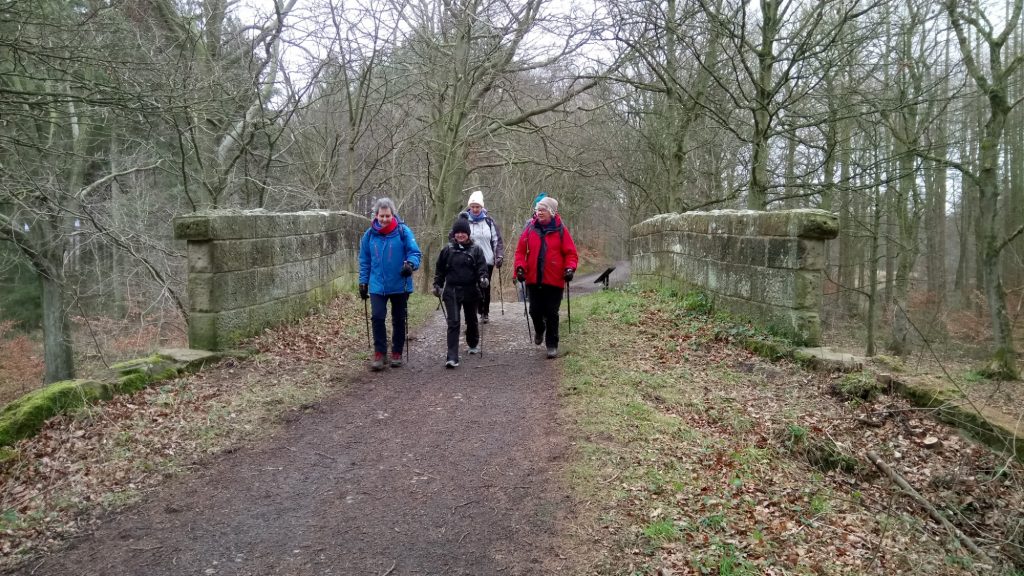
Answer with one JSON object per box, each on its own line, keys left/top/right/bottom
{"left": 456, "top": 190, "right": 505, "bottom": 323}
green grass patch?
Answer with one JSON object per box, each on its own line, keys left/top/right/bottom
{"left": 643, "top": 519, "right": 681, "bottom": 543}
{"left": 556, "top": 288, "right": 895, "bottom": 574}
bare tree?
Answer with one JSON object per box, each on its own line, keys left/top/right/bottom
{"left": 144, "top": 0, "right": 301, "bottom": 209}
{"left": 393, "top": 0, "right": 610, "bottom": 280}
{"left": 940, "top": 0, "right": 1023, "bottom": 378}
{"left": 0, "top": 0, "right": 165, "bottom": 381}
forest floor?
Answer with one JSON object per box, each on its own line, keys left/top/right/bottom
{"left": 1, "top": 263, "right": 1022, "bottom": 575}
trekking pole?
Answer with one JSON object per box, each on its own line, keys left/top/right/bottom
{"left": 520, "top": 280, "right": 532, "bottom": 342}
{"left": 437, "top": 281, "right": 448, "bottom": 322}
{"left": 498, "top": 266, "right": 505, "bottom": 315}
{"left": 405, "top": 294, "right": 411, "bottom": 364}
{"left": 566, "top": 280, "right": 572, "bottom": 334}
{"left": 363, "top": 298, "right": 371, "bottom": 349}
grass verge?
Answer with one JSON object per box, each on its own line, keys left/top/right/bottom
{"left": 558, "top": 287, "right": 1022, "bottom": 575}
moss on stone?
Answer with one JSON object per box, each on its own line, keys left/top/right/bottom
{"left": 834, "top": 371, "right": 883, "bottom": 402}
{"left": 115, "top": 372, "right": 151, "bottom": 394}
{"left": 0, "top": 380, "right": 109, "bottom": 447}
{"left": 870, "top": 355, "right": 905, "bottom": 372}
{"left": 893, "top": 380, "right": 1022, "bottom": 462}
{"left": 111, "top": 354, "right": 166, "bottom": 373}
{"left": 743, "top": 336, "right": 795, "bottom": 361}
{"left": 0, "top": 349, "right": 210, "bottom": 448}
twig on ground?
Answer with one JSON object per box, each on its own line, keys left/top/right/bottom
{"left": 867, "top": 451, "right": 996, "bottom": 567}
{"left": 379, "top": 560, "right": 396, "bottom": 576}
{"left": 856, "top": 416, "right": 885, "bottom": 428}
{"left": 413, "top": 469, "right": 438, "bottom": 479}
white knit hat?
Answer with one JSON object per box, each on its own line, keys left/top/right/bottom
{"left": 467, "top": 190, "right": 485, "bottom": 208}
{"left": 536, "top": 196, "right": 558, "bottom": 214}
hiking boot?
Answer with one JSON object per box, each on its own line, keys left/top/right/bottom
{"left": 480, "top": 314, "right": 489, "bottom": 324}
{"left": 546, "top": 347, "right": 558, "bottom": 359}
{"left": 468, "top": 346, "right": 480, "bottom": 355}
{"left": 533, "top": 331, "right": 544, "bottom": 345}
{"left": 371, "top": 352, "right": 386, "bottom": 371}
{"left": 445, "top": 359, "right": 459, "bottom": 368}
{"left": 390, "top": 352, "right": 403, "bottom": 367}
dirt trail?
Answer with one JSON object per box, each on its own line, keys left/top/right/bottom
{"left": 21, "top": 302, "right": 575, "bottom": 576}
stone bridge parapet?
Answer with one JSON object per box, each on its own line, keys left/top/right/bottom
{"left": 174, "top": 209, "right": 367, "bottom": 350}
{"left": 630, "top": 209, "right": 838, "bottom": 345}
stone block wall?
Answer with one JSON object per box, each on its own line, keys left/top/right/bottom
{"left": 631, "top": 209, "right": 838, "bottom": 345}
{"left": 174, "top": 209, "right": 367, "bottom": 350}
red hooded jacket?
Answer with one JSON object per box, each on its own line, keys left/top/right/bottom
{"left": 514, "top": 214, "right": 579, "bottom": 288}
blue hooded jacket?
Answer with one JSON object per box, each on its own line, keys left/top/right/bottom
{"left": 358, "top": 217, "right": 422, "bottom": 295}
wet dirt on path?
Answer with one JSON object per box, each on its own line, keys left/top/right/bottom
{"left": 21, "top": 306, "right": 571, "bottom": 576}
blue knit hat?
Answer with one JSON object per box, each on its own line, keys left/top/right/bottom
{"left": 533, "top": 192, "right": 547, "bottom": 206}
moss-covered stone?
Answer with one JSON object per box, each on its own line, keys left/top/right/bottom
{"left": 870, "top": 355, "right": 905, "bottom": 372}
{"left": 0, "top": 347, "right": 236, "bottom": 448}
{"left": 0, "top": 380, "right": 109, "bottom": 447}
{"left": 893, "top": 380, "right": 1022, "bottom": 462}
{"left": 834, "top": 371, "right": 884, "bottom": 402}
{"left": 743, "top": 336, "right": 795, "bottom": 361}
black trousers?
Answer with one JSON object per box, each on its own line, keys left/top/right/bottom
{"left": 443, "top": 285, "right": 480, "bottom": 361}
{"left": 526, "top": 284, "right": 563, "bottom": 348}
{"left": 479, "top": 264, "right": 495, "bottom": 316}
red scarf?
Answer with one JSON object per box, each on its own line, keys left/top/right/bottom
{"left": 374, "top": 218, "right": 398, "bottom": 236}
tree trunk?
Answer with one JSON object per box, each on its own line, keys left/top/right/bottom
{"left": 889, "top": 146, "right": 919, "bottom": 355}
{"left": 41, "top": 260, "right": 74, "bottom": 383}
{"left": 977, "top": 115, "right": 1017, "bottom": 378}
{"left": 748, "top": 0, "right": 778, "bottom": 210}
{"left": 866, "top": 163, "right": 882, "bottom": 357}
{"left": 838, "top": 120, "right": 857, "bottom": 315}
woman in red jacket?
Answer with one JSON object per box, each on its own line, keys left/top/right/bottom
{"left": 513, "top": 196, "right": 579, "bottom": 358}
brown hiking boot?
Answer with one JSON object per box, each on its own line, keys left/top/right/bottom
{"left": 371, "top": 352, "right": 386, "bottom": 371}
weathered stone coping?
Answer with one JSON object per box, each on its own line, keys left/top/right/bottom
{"left": 0, "top": 349, "right": 231, "bottom": 449}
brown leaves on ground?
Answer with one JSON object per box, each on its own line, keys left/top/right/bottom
{"left": 0, "top": 296, "right": 366, "bottom": 568}
{"left": 0, "top": 321, "right": 44, "bottom": 406}
{"left": 561, "top": 290, "right": 1023, "bottom": 575}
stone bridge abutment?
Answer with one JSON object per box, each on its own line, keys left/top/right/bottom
{"left": 630, "top": 209, "right": 838, "bottom": 345}
{"left": 173, "top": 210, "right": 367, "bottom": 350}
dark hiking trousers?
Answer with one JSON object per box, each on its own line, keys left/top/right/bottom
{"left": 443, "top": 285, "right": 480, "bottom": 362}
{"left": 526, "top": 284, "right": 563, "bottom": 348}
{"left": 479, "top": 264, "right": 495, "bottom": 317}
{"left": 370, "top": 292, "right": 409, "bottom": 354}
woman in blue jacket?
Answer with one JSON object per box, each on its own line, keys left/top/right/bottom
{"left": 358, "top": 198, "right": 422, "bottom": 370}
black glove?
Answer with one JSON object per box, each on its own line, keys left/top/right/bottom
{"left": 400, "top": 261, "right": 414, "bottom": 277}
{"left": 516, "top": 267, "right": 526, "bottom": 282}
{"left": 479, "top": 277, "right": 490, "bottom": 289}
{"left": 432, "top": 284, "right": 442, "bottom": 297}
{"left": 494, "top": 256, "right": 503, "bottom": 269}
{"left": 564, "top": 268, "right": 575, "bottom": 282}
{"left": 358, "top": 284, "right": 369, "bottom": 300}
